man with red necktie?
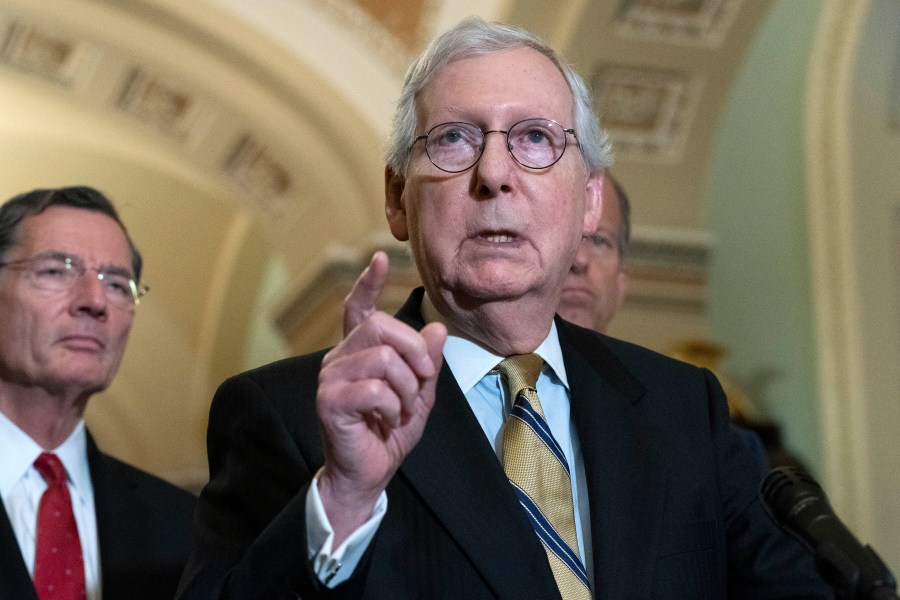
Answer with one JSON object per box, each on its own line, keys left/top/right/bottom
{"left": 0, "top": 186, "right": 195, "bottom": 600}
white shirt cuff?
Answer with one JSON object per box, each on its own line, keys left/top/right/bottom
{"left": 306, "top": 469, "right": 388, "bottom": 588}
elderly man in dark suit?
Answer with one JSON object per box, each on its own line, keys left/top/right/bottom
{"left": 0, "top": 186, "right": 195, "bottom": 600}
{"left": 178, "top": 17, "right": 830, "bottom": 599}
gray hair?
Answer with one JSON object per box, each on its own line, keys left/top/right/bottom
{"left": 385, "top": 16, "right": 613, "bottom": 176}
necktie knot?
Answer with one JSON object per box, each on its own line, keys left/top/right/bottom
{"left": 34, "top": 453, "right": 67, "bottom": 488}
{"left": 497, "top": 353, "right": 544, "bottom": 398}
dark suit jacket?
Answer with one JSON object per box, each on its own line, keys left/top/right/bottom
{"left": 0, "top": 433, "right": 196, "bottom": 600}
{"left": 178, "top": 288, "right": 831, "bottom": 599}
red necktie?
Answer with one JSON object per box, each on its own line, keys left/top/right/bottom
{"left": 33, "top": 453, "right": 86, "bottom": 600}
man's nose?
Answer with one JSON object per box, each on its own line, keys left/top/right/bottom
{"left": 571, "top": 238, "right": 591, "bottom": 273}
{"left": 474, "top": 131, "right": 514, "bottom": 195}
{"left": 69, "top": 272, "right": 109, "bottom": 318}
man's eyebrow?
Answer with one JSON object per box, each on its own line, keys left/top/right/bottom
{"left": 99, "top": 265, "right": 136, "bottom": 279}
{"left": 29, "top": 250, "right": 70, "bottom": 261}
{"left": 31, "top": 250, "right": 135, "bottom": 278}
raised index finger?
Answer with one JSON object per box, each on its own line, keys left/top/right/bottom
{"left": 343, "top": 251, "right": 389, "bottom": 336}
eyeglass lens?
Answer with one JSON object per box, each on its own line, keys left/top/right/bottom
{"left": 22, "top": 255, "right": 140, "bottom": 309}
{"left": 423, "top": 119, "right": 571, "bottom": 173}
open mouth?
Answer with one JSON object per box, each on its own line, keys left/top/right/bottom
{"left": 482, "top": 233, "right": 515, "bottom": 243}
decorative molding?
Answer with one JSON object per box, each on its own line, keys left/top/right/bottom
{"left": 615, "top": 0, "right": 744, "bottom": 47}
{"left": 592, "top": 64, "right": 700, "bottom": 162}
{"left": 1, "top": 17, "right": 101, "bottom": 89}
{"left": 311, "top": 0, "right": 412, "bottom": 73}
{"left": 804, "top": 0, "right": 872, "bottom": 534}
{"left": 273, "top": 241, "right": 418, "bottom": 354}
{"left": 225, "top": 135, "right": 293, "bottom": 217}
{"left": 0, "top": 8, "right": 297, "bottom": 220}
{"left": 626, "top": 225, "right": 709, "bottom": 307}
{"left": 118, "top": 67, "right": 203, "bottom": 140}
{"left": 629, "top": 225, "right": 709, "bottom": 275}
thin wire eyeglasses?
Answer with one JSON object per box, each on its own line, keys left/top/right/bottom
{"left": 0, "top": 252, "right": 148, "bottom": 310}
{"left": 412, "top": 118, "right": 577, "bottom": 173}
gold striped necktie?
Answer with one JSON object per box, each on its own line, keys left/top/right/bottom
{"left": 498, "top": 353, "right": 591, "bottom": 599}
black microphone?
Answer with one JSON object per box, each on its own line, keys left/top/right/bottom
{"left": 761, "top": 466, "right": 898, "bottom": 600}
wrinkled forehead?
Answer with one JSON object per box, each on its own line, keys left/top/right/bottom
{"left": 14, "top": 207, "right": 132, "bottom": 268}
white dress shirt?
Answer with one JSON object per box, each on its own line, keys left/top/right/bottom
{"left": 0, "top": 412, "right": 101, "bottom": 600}
{"left": 307, "top": 307, "right": 593, "bottom": 589}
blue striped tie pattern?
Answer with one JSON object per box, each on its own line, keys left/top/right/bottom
{"left": 499, "top": 354, "right": 591, "bottom": 599}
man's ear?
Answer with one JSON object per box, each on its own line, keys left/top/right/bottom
{"left": 583, "top": 170, "right": 604, "bottom": 236}
{"left": 385, "top": 166, "right": 409, "bottom": 241}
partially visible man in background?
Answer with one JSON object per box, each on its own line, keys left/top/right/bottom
{"left": 557, "top": 176, "right": 773, "bottom": 477}
{"left": 0, "top": 186, "right": 195, "bottom": 600}
{"left": 557, "top": 172, "right": 630, "bottom": 333}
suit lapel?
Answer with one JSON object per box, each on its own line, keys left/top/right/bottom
{"left": 560, "top": 320, "right": 667, "bottom": 599}
{"left": 87, "top": 434, "right": 145, "bottom": 597}
{"left": 399, "top": 365, "right": 562, "bottom": 599}
{"left": 0, "top": 501, "right": 39, "bottom": 600}
{"left": 394, "top": 290, "right": 562, "bottom": 599}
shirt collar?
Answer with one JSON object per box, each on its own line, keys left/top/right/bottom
{"left": 423, "top": 292, "right": 569, "bottom": 394}
{"left": 55, "top": 422, "right": 92, "bottom": 503}
{"left": 0, "top": 411, "right": 90, "bottom": 498}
